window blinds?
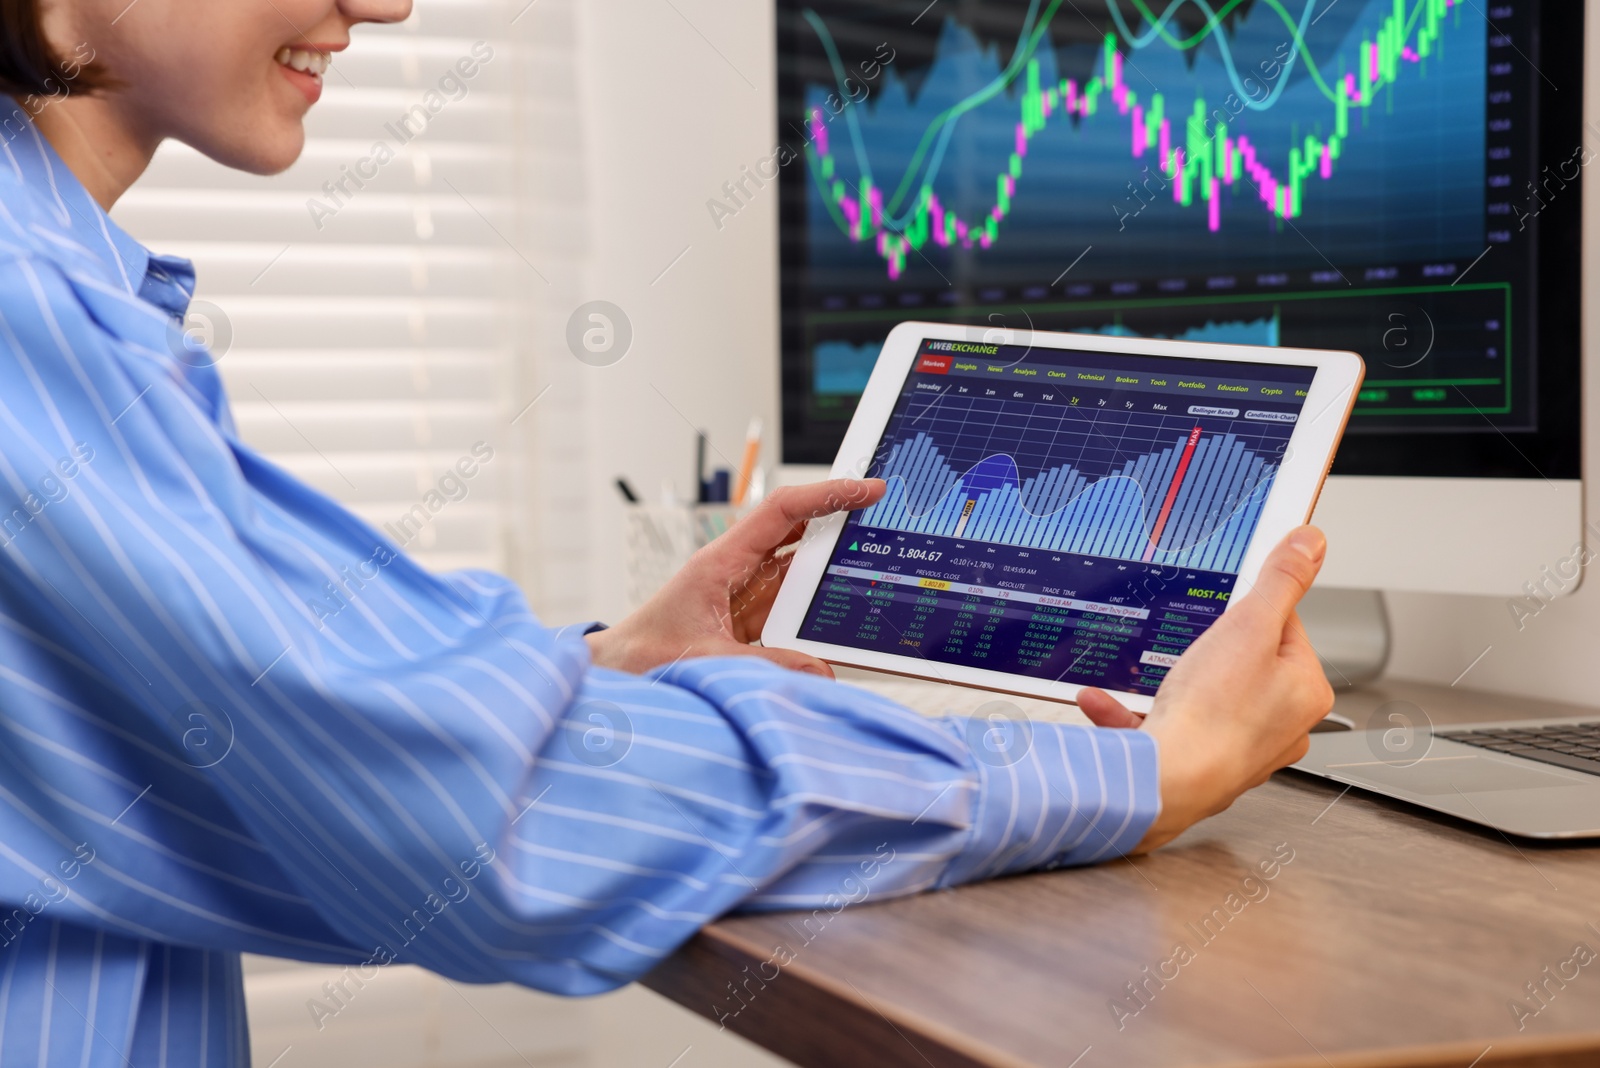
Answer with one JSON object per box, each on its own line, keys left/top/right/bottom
{"left": 111, "top": 0, "right": 547, "bottom": 583}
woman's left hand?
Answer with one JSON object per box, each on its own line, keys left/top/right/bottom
{"left": 585, "top": 478, "right": 887, "bottom": 677}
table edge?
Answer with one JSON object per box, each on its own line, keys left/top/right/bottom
{"left": 644, "top": 924, "right": 1600, "bottom": 1068}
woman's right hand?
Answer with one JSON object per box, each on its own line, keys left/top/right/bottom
{"left": 1076, "top": 526, "right": 1336, "bottom": 852}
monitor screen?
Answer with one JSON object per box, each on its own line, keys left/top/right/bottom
{"left": 798, "top": 337, "right": 1316, "bottom": 695}
{"left": 776, "top": 0, "right": 1581, "bottom": 479}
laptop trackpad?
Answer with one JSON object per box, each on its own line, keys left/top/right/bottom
{"left": 1328, "top": 755, "right": 1588, "bottom": 794}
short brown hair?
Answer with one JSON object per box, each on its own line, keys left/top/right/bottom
{"left": 0, "top": 0, "right": 107, "bottom": 99}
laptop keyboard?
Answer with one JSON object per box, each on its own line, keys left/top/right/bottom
{"left": 1445, "top": 723, "right": 1600, "bottom": 776}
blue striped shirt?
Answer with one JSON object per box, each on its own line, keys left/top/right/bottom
{"left": 0, "top": 117, "right": 1160, "bottom": 1066}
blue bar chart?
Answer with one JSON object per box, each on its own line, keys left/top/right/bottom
{"left": 857, "top": 407, "right": 1289, "bottom": 573}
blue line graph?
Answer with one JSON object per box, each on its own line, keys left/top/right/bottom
{"left": 857, "top": 427, "right": 1281, "bottom": 571}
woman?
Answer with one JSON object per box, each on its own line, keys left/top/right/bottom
{"left": 0, "top": 0, "right": 1332, "bottom": 1063}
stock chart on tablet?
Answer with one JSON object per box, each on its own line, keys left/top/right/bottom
{"left": 776, "top": 1, "right": 1582, "bottom": 478}
{"left": 798, "top": 338, "right": 1317, "bottom": 695}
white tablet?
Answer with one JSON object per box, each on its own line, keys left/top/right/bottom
{"left": 762, "top": 321, "right": 1364, "bottom": 714}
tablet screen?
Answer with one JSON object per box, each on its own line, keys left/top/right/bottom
{"left": 800, "top": 338, "right": 1318, "bottom": 697}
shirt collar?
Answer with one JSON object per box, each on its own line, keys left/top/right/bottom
{"left": 0, "top": 109, "right": 196, "bottom": 321}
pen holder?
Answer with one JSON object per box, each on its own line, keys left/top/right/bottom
{"left": 623, "top": 504, "right": 747, "bottom": 610}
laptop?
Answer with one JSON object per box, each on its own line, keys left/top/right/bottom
{"left": 1294, "top": 718, "right": 1600, "bottom": 839}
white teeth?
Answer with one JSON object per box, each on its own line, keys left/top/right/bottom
{"left": 276, "top": 47, "right": 330, "bottom": 77}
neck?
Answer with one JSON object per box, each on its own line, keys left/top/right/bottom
{"left": 21, "top": 93, "right": 160, "bottom": 211}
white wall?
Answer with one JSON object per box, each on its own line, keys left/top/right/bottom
{"left": 569, "top": 0, "right": 783, "bottom": 624}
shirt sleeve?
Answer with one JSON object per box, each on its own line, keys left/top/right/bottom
{"left": 0, "top": 253, "right": 1160, "bottom": 995}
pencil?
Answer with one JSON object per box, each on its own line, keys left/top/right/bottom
{"left": 733, "top": 417, "right": 763, "bottom": 506}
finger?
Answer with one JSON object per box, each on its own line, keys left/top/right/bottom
{"left": 1252, "top": 735, "right": 1313, "bottom": 787}
{"left": 715, "top": 480, "right": 887, "bottom": 573}
{"left": 730, "top": 553, "right": 797, "bottom": 637}
{"left": 1228, "top": 526, "right": 1326, "bottom": 639}
{"left": 1278, "top": 608, "right": 1311, "bottom": 656}
{"left": 1265, "top": 610, "right": 1337, "bottom": 716}
{"left": 680, "top": 636, "right": 837, "bottom": 678}
{"left": 748, "top": 521, "right": 810, "bottom": 563}
{"left": 1276, "top": 609, "right": 1328, "bottom": 677}
{"left": 729, "top": 552, "right": 787, "bottom": 609}
{"left": 747, "top": 645, "right": 836, "bottom": 678}
{"left": 1076, "top": 687, "right": 1145, "bottom": 729}
{"left": 1280, "top": 733, "right": 1313, "bottom": 768}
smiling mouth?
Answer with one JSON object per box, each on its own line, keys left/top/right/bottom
{"left": 275, "top": 46, "right": 331, "bottom": 82}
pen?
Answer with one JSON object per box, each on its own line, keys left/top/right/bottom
{"left": 733, "top": 417, "right": 763, "bottom": 506}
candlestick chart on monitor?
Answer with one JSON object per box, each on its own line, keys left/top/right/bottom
{"left": 778, "top": 0, "right": 1559, "bottom": 474}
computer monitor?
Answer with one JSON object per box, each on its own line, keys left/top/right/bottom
{"left": 775, "top": 0, "right": 1583, "bottom": 600}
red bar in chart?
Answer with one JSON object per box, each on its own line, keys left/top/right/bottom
{"left": 1141, "top": 426, "right": 1203, "bottom": 562}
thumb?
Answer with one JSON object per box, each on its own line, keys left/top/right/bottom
{"left": 716, "top": 480, "right": 887, "bottom": 575}
{"left": 734, "top": 643, "right": 836, "bottom": 679}
{"left": 1229, "top": 526, "right": 1325, "bottom": 637}
{"left": 1077, "top": 687, "right": 1145, "bottom": 729}
{"left": 755, "top": 647, "right": 836, "bottom": 678}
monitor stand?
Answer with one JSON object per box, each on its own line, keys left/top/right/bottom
{"left": 1300, "top": 588, "right": 1390, "bottom": 689}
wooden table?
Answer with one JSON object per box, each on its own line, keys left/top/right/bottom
{"left": 643, "top": 679, "right": 1600, "bottom": 1067}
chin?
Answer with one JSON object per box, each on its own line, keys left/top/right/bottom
{"left": 198, "top": 125, "right": 307, "bottom": 177}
